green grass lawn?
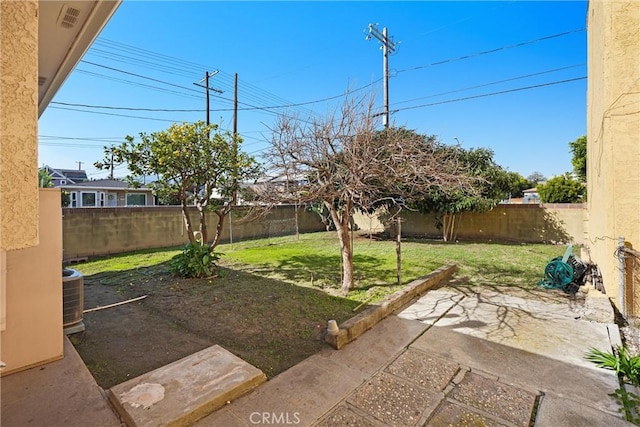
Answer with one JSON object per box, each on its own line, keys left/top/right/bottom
{"left": 72, "top": 231, "right": 571, "bottom": 386}
{"left": 77, "top": 231, "right": 570, "bottom": 303}
{"left": 216, "top": 231, "right": 570, "bottom": 301}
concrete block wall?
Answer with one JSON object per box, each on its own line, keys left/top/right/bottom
{"left": 62, "top": 205, "right": 324, "bottom": 260}
{"left": 62, "top": 203, "right": 585, "bottom": 260}
{"left": 355, "top": 204, "right": 585, "bottom": 244}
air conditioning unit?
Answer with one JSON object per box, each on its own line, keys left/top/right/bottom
{"left": 63, "top": 269, "right": 85, "bottom": 334}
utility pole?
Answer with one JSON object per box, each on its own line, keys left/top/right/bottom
{"left": 232, "top": 73, "right": 239, "bottom": 205}
{"left": 76, "top": 161, "right": 83, "bottom": 171}
{"left": 109, "top": 153, "right": 114, "bottom": 179}
{"left": 233, "top": 73, "right": 238, "bottom": 136}
{"left": 366, "top": 24, "right": 397, "bottom": 128}
{"left": 195, "top": 71, "right": 222, "bottom": 126}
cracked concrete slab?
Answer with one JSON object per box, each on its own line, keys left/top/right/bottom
{"left": 109, "top": 345, "right": 266, "bottom": 427}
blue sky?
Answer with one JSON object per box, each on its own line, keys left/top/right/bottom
{"left": 39, "top": 1, "right": 588, "bottom": 181}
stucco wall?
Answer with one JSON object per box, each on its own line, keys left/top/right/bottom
{"left": 354, "top": 204, "right": 585, "bottom": 244}
{"left": 0, "top": 1, "right": 39, "bottom": 250}
{"left": 587, "top": 0, "right": 640, "bottom": 305}
{"left": 62, "top": 205, "right": 325, "bottom": 260}
{"left": 1, "top": 190, "right": 63, "bottom": 376}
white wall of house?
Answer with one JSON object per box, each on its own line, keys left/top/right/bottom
{"left": 66, "top": 190, "right": 152, "bottom": 207}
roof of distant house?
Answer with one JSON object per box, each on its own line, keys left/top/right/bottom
{"left": 41, "top": 165, "right": 88, "bottom": 184}
{"left": 56, "top": 169, "right": 88, "bottom": 181}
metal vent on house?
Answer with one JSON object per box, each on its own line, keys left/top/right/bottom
{"left": 57, "top": 5, "right": 81, "bottom": 29}
{"left": 38, "top": 76, "right": 47, "bottom": 86}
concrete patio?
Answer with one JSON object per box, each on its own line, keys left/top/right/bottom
{"left": 1, "top": 286, "right": 632, "bottom": 426}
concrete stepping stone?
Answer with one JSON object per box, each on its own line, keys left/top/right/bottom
{"left": 109, "top": 345, "right": 266, "bottom": 427}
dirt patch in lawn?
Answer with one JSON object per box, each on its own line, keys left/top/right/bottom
{"left": 70, "top": 264, "right": 361, "bottom": 389}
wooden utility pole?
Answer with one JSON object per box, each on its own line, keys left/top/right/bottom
{"left": 196, "top": 71, "right": 222, "bottom": 126}
{"left": 233, "top": 73, "right": 238, "bottom": 136}
{"left": 205, "top": 71, "right": 210, "bottom": 125}
{"left": 232, "top": 73, "right": 239, "bottom": 205}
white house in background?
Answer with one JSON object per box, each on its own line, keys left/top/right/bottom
{"left": 522, "top": 188, "right": 540, "bottom": 204}
{"left": 60, "top": 179, "right": 155, "bottom": 207}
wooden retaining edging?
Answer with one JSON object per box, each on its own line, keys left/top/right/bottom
{"left": 325, "top": 263, "right": 457, "bottom": 349}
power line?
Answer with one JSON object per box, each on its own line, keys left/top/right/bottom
{"left": 39, "top": 135, "right": 125, "bottom": 141}
{"left": 87, "top": 28, "right": 584, "bottom": 114}
{"left": 56, "top": 29, "right": 586, "bottom": 131}
{"left": 55, "top": 64, "right": 583, "bottom": 117}
{"left": 87, "top": 48, "right": 196, "bottom": 79}
{"left": 38, "top": 142, "right": 106, "bottom": 148}
{"left": 41, "top": 77, "right": 586, "bottom": 156}
{"left": 75, "top": 69, "right": 202, "bottom": 100}
{"left": 48, "top": 106, "right": 188, "bottom": 123}
{"left": 390, "top": 76, "right": 586, "bottom": 113}
{"left": 51, "top": 101, "right": 204, "bottom": 113}
{"left": 51, "top": 79, "right": 382, "bottom": 114}
{"left": 91, "top": 38, "right": 321, "bottom": 118}
{"left": 50, "top": 77, "right": 586, "bottom": 134}
{"left": 392, "top": 63, "right": 585, "bottom": 106}
{"left": 80, "top": 60, "right": 318, "bottom": 117}
{"left": 395, "top": 28, "right": 585, "bottom": 74}
{"left": 81, "top": 60, "right": 203, "bottom": 95}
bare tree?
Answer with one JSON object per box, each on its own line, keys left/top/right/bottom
{"left": 260, "top": 94, "right": 475, "bottom": 293}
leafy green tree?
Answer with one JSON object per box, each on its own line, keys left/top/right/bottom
{"left": 38, "top": 168, "right": 53, "bottom": 188}
{"left": 414, "top": 147, "right": 511, "bottom": 242}
{"left": 537, "top": 173, "right": 585, "bottom": 203}
{"left": 504, "top": 171, "right": 532, "bottom": 198}
{"left": 569, "top": 135, "right": 587, "bottom": 182}
{"left": 96, "top": 121, "right": 259, "bottom": 276}
{"left": 155, "top": 187, "right": 183, "bottom": 206}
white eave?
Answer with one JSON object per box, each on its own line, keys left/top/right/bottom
{"left": 38, "top": 0, "right": 121, "bottom": 117}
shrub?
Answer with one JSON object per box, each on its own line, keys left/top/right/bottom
{"left": 169, "top": 242, "right": 221, "bottom": 278}
{"left": 586, "top": 346, "right": 640, "bottom": 424}
{"left": 586, "top": 346, "right": 640, "bottom": 386}
{"left": 537, "top": 173, "right": 585, "bottom": 203}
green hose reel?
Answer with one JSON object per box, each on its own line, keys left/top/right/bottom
{"left": 539, "top": 245, "right": 585, "bottom": 294}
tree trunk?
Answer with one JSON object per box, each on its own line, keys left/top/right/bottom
{"left": 442, "top": 213, "right": 450, "bottom": 242}
{"left": 337, "top": 224, "right": 354, "bottom": 293}
{"left": 452, "top": 212, "right": 461, "bottom": 242}
{"left": 197, "top": 201, "right": 208, "bottom": 244}
{"left": 294, "top": 201, "right": 300, "bottom": 241}
{"left": 208, "top": 205, "right": 231, "bottom": 254}
{"left": 442, "top": 212, "right": 459, "bottom": 243}
{"left": 180, "top": 195, "right": 196, "bottom": 244}
{"left": 326, "top": 201, "right": 354, "bottom": 293}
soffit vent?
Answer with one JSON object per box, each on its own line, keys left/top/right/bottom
{"left": 57, "top": 5, "right": 81, "bottom": 29}
{"left": 38, "top": 76, "right": 47, "bottom": 86}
